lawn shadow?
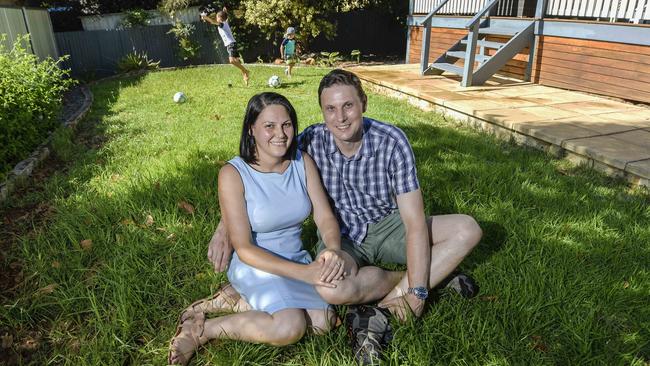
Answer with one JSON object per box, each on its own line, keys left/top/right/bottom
{"left": 394, "top": 120, "right": 649, "bottom": 363}
{"left": 278, "top": 80, "right": 307, "bottom": 89}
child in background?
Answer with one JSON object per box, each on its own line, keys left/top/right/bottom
{"left": 201, "top": 7, "right": 250, "bottom": 86}
{"left": 280, "top": 27, "right": 297, "bottom": 78}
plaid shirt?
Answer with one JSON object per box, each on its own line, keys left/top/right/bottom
{"left": 299, "top": 117, "right": 420, "bottom": 245}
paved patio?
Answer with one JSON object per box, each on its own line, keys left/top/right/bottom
{"left": 350, "top": 64, "right": 650, "bottom": 187}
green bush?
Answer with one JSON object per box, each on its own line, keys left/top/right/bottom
{"left": 120, "top": 8, "right": 153, "bottom": 29}
{"left": 167, "top": 21, "right": 201, "bottom": 62}
{"left": 0, "top": 34, "right": 76, "bottom": 182}
{"left": 117, "top": 51, "right": 160, "bottom": 73}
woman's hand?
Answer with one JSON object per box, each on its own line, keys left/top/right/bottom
{"left": 316, "top": 249, "right": 346, "bottom": 283}
{"left": 303, "top": 261, "right": 339, "bottom": 288}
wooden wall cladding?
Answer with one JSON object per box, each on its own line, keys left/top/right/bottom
{"left": 533, "top": 35, "right": 650, "bottom": 104}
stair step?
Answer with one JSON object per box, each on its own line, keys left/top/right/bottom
{"left": 461, "top": 39, "right": 505, "bottom": 49}
{"left": 429, "top": 62, "right": 464, "bottom": 75}
{"left": 478, "top": 26, "right": 520, "bottom": 36}
{"left": 447, "top": 51, "right": 490, "bottom": 63}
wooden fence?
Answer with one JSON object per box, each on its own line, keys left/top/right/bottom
{"left": 0, "top": 6, "right": 58, "bottom": 60}
{"left": 55, "top": 22, "right": 227, "bottom": 78}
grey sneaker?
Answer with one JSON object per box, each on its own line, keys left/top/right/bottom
{"left": 438, "top": 271, "right": 479, "bottom": 298}
{"left": 345, "top": 305, "right": 392, "bottom": 365}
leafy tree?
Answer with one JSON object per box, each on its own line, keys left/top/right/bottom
{"left": 241, "top": 0, "right": 335, "bottom": 42}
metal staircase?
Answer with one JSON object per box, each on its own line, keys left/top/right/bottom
{"left": 419, "top": 0, "right": 536, "bottom": 87}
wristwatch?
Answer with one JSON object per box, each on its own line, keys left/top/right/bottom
{"left": 407, "top": 286, "right": 428, "bottom": 300}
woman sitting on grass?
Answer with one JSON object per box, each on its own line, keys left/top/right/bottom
{"left": 168, "top": 92, "right": 346, "bottom": 365}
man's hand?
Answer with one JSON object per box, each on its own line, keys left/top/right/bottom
{"left": 378, "top": 293, "right": 425, "bottom": 322}
{"left": 207, "top": 222, "right": 233, "bottom": 272}
{"left": 316, "top": 249, "right": 346, "bottom": 283}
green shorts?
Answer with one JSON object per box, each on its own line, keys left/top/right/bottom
{"left": 316, "top": 211, "right": 407, "bottom": 267}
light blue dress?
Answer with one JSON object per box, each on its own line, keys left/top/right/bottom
{"left": 226, "top": 151, "right": 330, "bottom": 314}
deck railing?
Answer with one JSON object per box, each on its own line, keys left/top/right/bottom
{"left": 413, "top": 0, "right": 519, "bottom": 16}
{"left": 546, "top": 0, "right": 649, "bottom": 22}
{"left": 412, "top": 0, "right": 650, "bottom": 22}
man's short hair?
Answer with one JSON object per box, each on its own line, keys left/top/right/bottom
{"left": 318, "top": 69, "right": 367, "bottom": 110}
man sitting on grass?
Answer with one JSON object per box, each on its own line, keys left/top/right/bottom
{"left": 206, "top": 69, "right": 482, "bottom": 364}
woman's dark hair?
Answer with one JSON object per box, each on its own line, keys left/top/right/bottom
{"left": 318, "top": 69, "right": 367, "bottom": 110}
{"left": 240, "top": 92, "right": 298, "bottom": 164}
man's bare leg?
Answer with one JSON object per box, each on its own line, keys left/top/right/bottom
{"left": 316, "top": 251, "right": 404, "bottom": 305}
{"left": 378, "top": 214, "right": 482, "bottom": 319}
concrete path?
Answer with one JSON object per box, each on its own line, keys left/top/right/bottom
{"left": 350, "top": 64, "right": 650, "bottom": 187}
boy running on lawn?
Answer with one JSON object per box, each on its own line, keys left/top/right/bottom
{"left": 280, "top": 27, "right": 297, "bottom": 78}
{"left": 201, "top": 7, "right": 250, "bottom": 86}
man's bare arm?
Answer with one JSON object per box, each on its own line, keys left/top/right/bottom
{"left": 207, "top": 220, "right": 233, "bottom": 272}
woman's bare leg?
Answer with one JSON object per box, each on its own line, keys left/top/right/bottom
{"left": 169, "top": 308, "right": 307, "bottom": 364}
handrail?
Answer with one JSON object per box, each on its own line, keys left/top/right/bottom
{"left": 465, "top": 0, "right": 500, "bottom": 28}
{"left": 420, "top": 0, "right": 453, "bottom": 24}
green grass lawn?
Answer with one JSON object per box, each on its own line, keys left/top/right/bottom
{"left": 1, "top": 65, "right": 649, "bottom": 365}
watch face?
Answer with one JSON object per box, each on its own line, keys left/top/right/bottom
{"left": 410, "top": 287, "right": 428, "bottom": 300}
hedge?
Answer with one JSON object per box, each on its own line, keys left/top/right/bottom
{"left": 0, "top": 35, "right": 76, "bottom": 182}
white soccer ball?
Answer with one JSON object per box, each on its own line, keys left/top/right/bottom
{"left": 173, "top": 92, "right": 186, "bottom": 103}
{"left": 268, "top": 75, "right": 281, "bottom": 88}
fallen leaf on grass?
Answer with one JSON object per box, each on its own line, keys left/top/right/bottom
{"left": 35, "top": 284, "right": 57, "bottom": 296}
{"left": 145, "top": 215, "right": 154, "bottom": 226}
{"left": 68, "top": 339, "right": 80, "bottom": 352}
{"left": 166, "top": 233, "right": 176, "bottom": 241}
{"left": 110, "top": 174, "right": 121, "bottom": 182}
{"left": 1, "top": 333, "right": 13, "bottom": 348}
{"left": 177, "top": 201, "right": 195, "bottom": 214}
{"left": 156, "top": 227, "right": 167, "bottom": 232}
{"left": 17, "top": 332, "right": 40, "bottom": 351}
{"left": 530, "top": 335, "right": 549, "bottom": 352}
{"left": 153, "top": 181, "right": 161, "bottom": 190}
{"left": 623, "top": 281, "right": 630, "bottom": 289}
{"left": 80, "top": 239, "right": 92, "bottom": 251}
{"left": 210, "top": 114, "right": 222, "bottom": 121}
{"left": 120, "top": 218, "right": 134, "bottom": 226}
{"left": 51, "top": 261, "right": 61, "bottom": 269}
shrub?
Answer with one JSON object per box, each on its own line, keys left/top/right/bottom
{"left": 167, "top": 21, "right": 200, "bottom": 62}
{"left": 351, "top": 49, "right": 361, "bottom": 63}
{"left": 120, "top": 8, "right": 153, "bottom": 29}
{"left": 117, "top": 51, "right": 160, "bottom": 73}
{"left": 0, "top": 34, "right": 76, "bottom": 182}
{"left": 318, "top": 51, "right": 342, "bottom": 67}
